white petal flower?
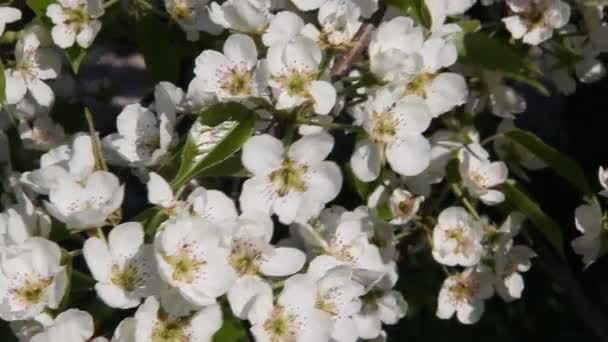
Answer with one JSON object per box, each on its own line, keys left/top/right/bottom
{"left": 154, "top": 215, "right": 236, "bottom": 306}
{"left": 262, "top": 11, "right": 305, "bottom": 48}
{"left": 18, "top": 114, "right": 65, "bottom": 151}
{"left": 0, "top": 193, "right": 51, "bottom": 246}
{"left": 83, "top": 222, "right": 159, "bottom": 309}
{"left": 209, "top": 0, "right": 273, "bottom": 34}
{"left": 164, "top": 0, "right": 222, "bottom": 39}
{"left": 0, "top": 7, "right": 21, "bottom": 37}
{"left": 44, "top": 171, "right": 124, "bottom": 230}
{"left": 432, "top": 207, "right": 484, "bottom": 267}
{"left": 388, "top": 189, "right": 423, "bottom": 225}
{"left": 47, "top": 0, "right": 104, "bottom": 48}
{"left": 30, "top": 309, "right": 94, "bottom": 342}
{"left": 502, "top": 0, "right": 570, "bottom": 45}
{"left": 572, "top": 197, "right": 604, "bottom": 266}
{"left": 314, "top": 0, "right": 363, "bottom": 48}
{"left": 194, "top": 34, "right": 268, "bottom": 102}
{"left": 494, "top": 245, "right": 536, "bottom": 302}
{"left": 354, "top": 289, "right": 407, "bottom": 340}
{"left": 436, "top": 268, "right": 494, "bottom": 324}
{"left": 240, "top": 133, "right": 342, "bottom": 224}
{"left": 0, "top": 238, "right": 67, "bottom": 321}
{"left": 459, "top": 147, "right": 508, "bottom": 205}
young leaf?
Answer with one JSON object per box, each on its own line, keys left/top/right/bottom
{"left": 213, "top": 308, "right": 247, "bottom": 342}
{"left": 500, "top": 179, "right": 565, "bottom": 257}
{"left": 457, "top": 32, "right": 549, "bottom": 95}
{"left": 171, "top": 103, "right": 255, "bottom": 189}
{"left": 66, "top": 46, "right": 87, "bottom": 74}
{"left": 26, "top": 0, "right": 54, "bottom": 17}
{"left": 504, "top": 129, "right": 593, "bottom": 195}
{"left": 135, "top": 15, "right": 180, "bottom": 82}
{"left": 385, "top": 0, "right": 432, "bottom": 28}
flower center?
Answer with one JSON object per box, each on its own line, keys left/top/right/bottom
{"left": 445, "top": 227, "right": 470, "bottom": 254}
{"left": 65, "top": 6, "right": 89, "bottom": 30}
{"left": 111, "top": 263, "right": 139, "bottom": 292}
{"left": 269, "top": 159, "right": 308, "bottom": 197}
{"left": 171, "top": 0, "right": 192, "bottom": 20}
{"left": 152, "top": 312, "right": 189, "bottom": 342}
{"left": 163, "top": 247, "right": 205, "bottom": 283}
{"left": 278, "top": 72, "right": 316, "bottom": 97}
{"left": 262, "top": 307, "right": 296, "bottom": 342}
{"left": 229, "top": 240, "right": 262, "bottom": 276}
{"left": 371, "top": 111, "right": 397, "bottom": 143}
{"left": 14, "top": 278, "right": 50, "bottom": 305}
{"left": 405, "top": 73, "right": 435, "bottom": 98}
{"left": 223, "top": 69, "right": 253, "bottom": 96}
{"left": 469, "top": 171, "right": 488, "bottom": 188}
{"left": 315, "top": 291, "right": 339, "bottom": 316}
{"left": 449, "top": 277, "right": 478, "bottom": 302}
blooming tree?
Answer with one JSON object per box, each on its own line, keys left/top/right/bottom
{"left": 0, "top": 0, "right": 606, "bottom": 340}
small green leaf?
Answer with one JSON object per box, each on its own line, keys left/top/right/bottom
{"left": 198, "top": 154, "right": 251, "bottom": 178}
{"left": 213, "top": 308, "right": 248, "bottom": 342}
{"left": 66, "top": 46, "right": 87, "bottom": 74}
{"left": 457, "top": 32, "right": 549, "bottom": 96}
{"left": 171, "top": 103, "right": 255, "bottom": 189}
{"left": 386, "top": 0, "right": 432, "bottom": 28}
{"left": 0, "top": 59, "right": 6, "bottom": 103}
{"left": 500, "top": 179, "right": 564, "bottom": 257}
{"left": 136, "top": 15, "right": 180, "bottom": 82}
{"left": 504, "top": 129, "right": 593, "bottom": 194}
{"left": 26, "top": 0, "right": 54, "bottom": 17}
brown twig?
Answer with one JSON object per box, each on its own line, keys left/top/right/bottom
{"left": 330, "top": 3, "right": 386, "bottom": 81}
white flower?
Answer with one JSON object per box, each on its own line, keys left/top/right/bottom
{"left": 572, "top": 197, "right": 605, "bottom": 266}
{"left": 502, "top": 0, "right": 570, "bottom": 45}
{"left": 262, "top": 11, "right": 305, "bottom": 48}
{"left": 0, "top": 193, "right": 51, "bottom": 246}
{"left": 267, "top": 36, "right": 337, "bottom": 114}
{"left": 21, "top": 134, "right": 95, "bottom": 194}
{"left": 209, "top": 0, "right": 273, "bottom": 34}
{"left": 436, "top": 268, "right": 494, "bottom": 324}
{"left": 165, "top": 0, "right": 222, "bottom": 40}
{"left": 0, "top": 7, "right": 21, "bottom": 37}
{"left": 226, "top": 210, "right": 306, "bottom": 319}
{"left": 598, "top": 166, "right": 608, "bottom": 198}
{"left": 154, "top": 215, "right": 236, "bottom": 306}
{"left": 494, "top": 245, "right": 536, "bottom": 302}
{"left": 388, "top": 188, "right": 423, "bottom": 225}
{"left": 134, "top": 296, "right": 222, "bottom": 342}
{"left": 83, "top": 222, "right": 158, "bottom": 309}
{"left": 240, "top": 133, "right": 342, "bottom": 224}
{"left": 5, "top": 27, "right": 61, "bottom": 107}
{"left": 481, "top": 72, "right": 527, "bottom": 118}
{"left": 111, "top": 317, "right": 135, "bottom": 342}
{"left": 307, "top": 265, "right": 365, "bottom": 342}
{"left": 304, "top": 0, "right": 363, "bottom": 48}
{"left": 291, "top": 0, "right": 379, "bottom": 18}
{"left": 369, "top": 17, "right": 424, "bottom": 84}
{"left": 46, "top": 0, "right": 104, "bottom": 48}
{"left": 193, "top": 34, "right": 268, "bottom": 102}
{"left": 350, "top": 88, "right": 432, "bottom": 181}
{"left": 18, "top": 114, "right": 65, "bottom": 151}
{"left": 0, "top": 238, "right": 67, "bottom": 321}
{"left": 44, "top": 171, "right": 124, "bottom": 230}
{"left": 432, "top": 207, "right": 484, "bottom": 267}
{"left": 30, "top": 309, "right": 94, "bottom": 342}
{"left": 147, "top": 172, "right": 238, "bottom": 224}
{"left": 103, "top": 104, "right": 174, "bottom": 167}
{"left": 353, "top": 289, "right": 407, "bottom": 340}
{"left": 459, "top": 147, "right": 508, "bottom": 205}
{"left": 249, "top": 274, "right": 333, "bottom": 342}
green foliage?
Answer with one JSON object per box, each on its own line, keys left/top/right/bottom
{"left": 500, "top": 179, "right": 565, "bottom": 257}
{"left": 66, "top": 46, "right": 87, "bottom": 75}
{"left": 0, "top": 59, "right": 5, "bottom": 103}
{"left": 504, "top": 129, "right": 593, "bottom": 194}
{"left": 386, "top": 0, "right": 432, "bottom": 28}
{"left": 457, "top": 32, "right": 549, "bottom": 95}
{"left": 135, "top": 15, "right": 180, "bottom": 82}
{"left": 171, "top": 103, "right": 255, "bottom": 189}
{"left": 26, "top": 0, "right": 54, "bottom": 17}
{"left": 213, "top": 308, "right": 248, "bottom": 342}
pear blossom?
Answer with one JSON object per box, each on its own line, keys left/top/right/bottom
{"left": 165, "top": 0, "right": 222, "bottom": 40}
{"left": 209, "top": 0, "right": 273, "bottom": 35}
{"left": 459, "top": 147, "right": 508, "bottom": 205}
{"left": 83, "top": 222, "right": 158, "bottom": 309}
{"left": 494, "top": 245, "right": 536, "bottom": 302}
{"left": 154, "top": 215, "right": 236, "bottom": 306}
{"left": 291, "top": 0, "right": 379, "bottom": 18}
{"left": 436, "top": 268, "right": 494, "bottom": 324}
{"left": 44, "top": 171, "right": 124, "bottom": 230}
{"left": 502, "top": 0, "right": 570, "bottom": 45}
{"left": 303, "top": 0, "right": 363, "bottom": 48}
{"left": 388, "top": 188, "right": 423, "bottom": 225}
{"left": 147, "top": 172, "right": 238, "bottom": 224}
{"left": 267, "top": 36, "right": 337, "bottom": 114}
{"left": 0, "top": 238, "right": 67, "bottom": 321}
{"left": 572, "top": 197, "right": 605, "bottom": 266}
{"left": 5, "top": 26, "right": 61, "bottom": 107}
{"left": 111, "top": 317, "right": 136, "bottom": 342}
{"left": 350, "top": 87, "right": 432, "bottom": 182}
{"left": 46, "top": 0, "right": 104, "bottom": 49}
{"left": 134, "top": 296, "right": 222, "bottom": 342}
{"left": 249, "top": 274, "right": 332, "bottom": 342}
{"left": 0, "top": 193, "right": 51, "bottom": 246}
{"left": 225, "top": 210, "right": 306, "bottom": 319}
{"left": 480, "top": 72, "right": 527, "bottom": 118}
{"left": 240, "top": 133, "right": 342, "bottom": 224}
{"left": 354, "top": 289, "right": 408, "bottom": 339}
{"left": 193, "top": 34, "right": 269, "bottom": 102}
{"left": 0, "top": 7, "right": 21, "bottom": 36}
{"left": 432, "top": 207, "right": 484, "bottom": 267}
{"left": 18, "top": 114, "right": 66, "bottom": 151}
{"left": 30, "top": 309, "right": 94, "bottom": 342}
{"left": 262, "top": 11, "right": 306, "bottom": 48}
{"left": 598, "top": 166, "right": 608, "bottom": 198}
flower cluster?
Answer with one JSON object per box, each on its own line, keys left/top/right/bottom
{"left": 0, "top": 0, "right": 605, "bottom": 340}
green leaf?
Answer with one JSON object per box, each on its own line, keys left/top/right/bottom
{"left": 385, "top": 0, "right": 432, "bottom": 28}
{"left": 500, "top": 179, "right": 564, "bottom": 257}
{"left": 457, "top": 32, "right": 549, "bottom": 96}
{"left": 346, "top": 163, "right": 375, "bottom": 200}
{"left": 198, "top": 154, "right": 251, "bottom": 178}
{"left": 66, "top": 46, "right": 87, "bottom": 74}
{"left": 504, "top": 129, "right": 593, "bottom": 194}
{"left": 0, "top": 59, "right": 6, "bottom": 103}
{"left": 171, "top": 103, "right": 255, "bottom": 189}
{"left": 213, "top": 309, "right": 248, "bottom": 342}
{"left": 26, "top": 0, "right": 54, "bottom": 17}
{"left": 136, "top": 15, "right": 180, "bottom": 82}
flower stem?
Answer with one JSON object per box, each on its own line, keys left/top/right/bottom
{"left": 103, "top": 0, "right": 119, "bottom": 8}
{"left": 451, "top": 184, "right": 482, "bottom": 221}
